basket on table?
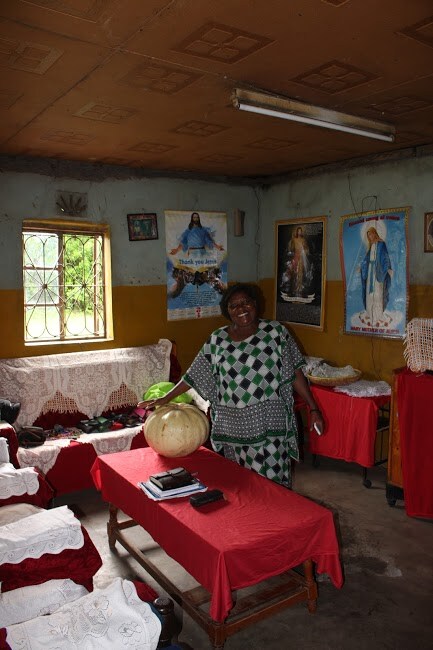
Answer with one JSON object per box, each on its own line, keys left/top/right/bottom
{"left": 307, "top": 369, "right": 362, "bottom": 387}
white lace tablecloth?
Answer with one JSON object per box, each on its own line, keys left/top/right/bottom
{"left": 5, "top": 578, "right": 161, "bottom": 650}
{"left": 17, "top": 440, "right": 70, "bottom": 475}
{"left": 17, "top": 426, "right": 144, "bottom": 475}
{"left": 0, "top": 505, "right": 84, "bottom": 565}
{"left": 0, "top": 579, "right": 88, "bottom": 627}
{"left": 334, "top": 380, "right": 391, "bottom": 398}
{"left": 0, "top": 340, "right": 172, "bottom": 428}
{"left": 0, "top": 463, "right": 39, "bottom": 499}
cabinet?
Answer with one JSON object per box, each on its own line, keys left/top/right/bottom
{"left": 385, "top": 368, "right": 404, "bottom": 506}
{"left": 386, "top": 367, "right": 433, "bottom": 518}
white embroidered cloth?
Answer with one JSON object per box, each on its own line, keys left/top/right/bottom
{"left": 0, "top": 340, "right": 172, "bottom": 428}
{"left": 0, "top": 503, "right": 42, "bottom": 527}
{"left": 5, "top": 578, "right": 161, "bottom": 650}
{"left": 0, "top": 579, "right": 88, "bottom": 627}
{"left": 0, "top": 463, "right": 39, "bottom": 499}
{"left": 0, "top": 437, "right": 9, "bottom": 463}
{"left": 0, "top": 505, "right": 84, "bottom": 565}
{"left": 17, "top": 439, "right": 70, "bottom": 475}
{"left": 17, "top": 426, "right": 144, "bottom": 474}
{"left": 77, "top": 424, "right": 144, "bottom": 455}
{"left": 334, "top": 380, "right": 391, "bottom": 398}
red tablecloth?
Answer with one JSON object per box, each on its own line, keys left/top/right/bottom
{"left": 308, "top": 386, "right": 390, "bottom": 467}
{"left": 91, "top": 447, "right": 343, "bottom": 623}
{"left": 397, "top": 369, "right": 433, "bottom": 519}
{"left": 45, "top": 431, "right": 147, "bottom": 496}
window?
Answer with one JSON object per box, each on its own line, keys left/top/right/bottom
{"left": 22, "top": 219, "right": 113, "bottom": 343}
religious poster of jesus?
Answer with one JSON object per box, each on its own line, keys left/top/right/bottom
{"left": 340, "top": 207, "right": 409, "bottom": 339}
{"left": 165, "top": 210, "right": 228, "bottom": 321}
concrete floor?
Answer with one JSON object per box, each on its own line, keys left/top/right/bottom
{"left": 56, "top": 453, "right": 433, "bottom": 650}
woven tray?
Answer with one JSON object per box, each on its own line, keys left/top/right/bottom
{"left": 307, "top": 369, "right": 362, "bottom": 387}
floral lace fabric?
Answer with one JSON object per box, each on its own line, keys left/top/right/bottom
{"left": 334, "top": 379, "right": 391, "bottom": 397}
{"left": 5, "top": 578, "right": 161, "bottom": 650}
{"left": 0, "top": 463, "right": 39, "bottom": 499}
{"left": 0, "top": 340, "right": 172, "bottom": 428}
{"left": 0, "top": 579, "right": 88, "bottom": 627}
{"left": 0, "top": 505, "right": 84, "bottom": 565}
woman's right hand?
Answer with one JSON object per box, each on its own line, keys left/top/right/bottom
{"left": 137, "top": 395, "right": 171, "bottom": 410}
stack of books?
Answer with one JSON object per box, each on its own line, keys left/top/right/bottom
{"left": 138, "top": 466, "right": 207, "bottom": 501}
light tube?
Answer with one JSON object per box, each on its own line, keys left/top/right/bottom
{"left": 233, "top": 88, "right": 395, "bottom": 143}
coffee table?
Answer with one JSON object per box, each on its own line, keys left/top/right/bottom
{"left": 91, "top": 447, "right": 343, "bottom": 649}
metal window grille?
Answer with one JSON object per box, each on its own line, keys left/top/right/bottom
{"left": 23, "top": 226, "right": 107, "bottom": 343}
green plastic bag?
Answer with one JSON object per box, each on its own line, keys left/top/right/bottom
{"left": 143, "top": 381, "right": 193, "bottom": 404}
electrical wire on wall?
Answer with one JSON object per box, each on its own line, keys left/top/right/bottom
{"left": 253, "top": 186, "right": 261, "bottom": 283}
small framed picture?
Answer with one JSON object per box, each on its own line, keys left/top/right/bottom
{"left": 424, "top": 212, "right": 433, "bottom": 252}
{"left": 127, "top": 213, "right": 158, "bottom": 241}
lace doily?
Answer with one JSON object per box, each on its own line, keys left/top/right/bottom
{"left": 17, "top": 439, "right": 70, "bottom": 475}
{"left": 5, "top": 578, "right": 161, "bottom": 650}
{"left": 334, "top": 380, "right": 391, "bottom": 398}
{"left": 0, "top": 579, "right": 88, "bottom": 627}
{"left": 0, "top": 463, "right": 39, "bottom": 499}
{"left": 0, "top": 437, "right": 9, "bottom": 463}
{"left": 78, "top": 424, "right": 143, "bottom": 456}
{"left": 0, "top": 340, "right": 172, "bottom": 428}
{"left": 0, "top": 505, "right": 84, "bottom": 565}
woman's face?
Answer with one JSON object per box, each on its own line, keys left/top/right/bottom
{"left": 227, "top": 290, "right": 257, "bottom": 327}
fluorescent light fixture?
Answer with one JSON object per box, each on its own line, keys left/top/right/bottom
{"left": 232, "top": 88, "right": 395, "bottom": 143}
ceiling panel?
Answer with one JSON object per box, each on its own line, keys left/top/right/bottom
{"left": 1, "top": 0, "right": 433, "bottom": 178}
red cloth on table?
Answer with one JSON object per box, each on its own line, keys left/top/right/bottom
{"left": 0, "top": 423, "right": 19, "bottom": 468}
{"left": 44, "top": 430, "right": 147, "bottom": 496}
{"left": 396, "top": 368, "right": 433, "bottom": 519}
{"left": 0, "top": 527, "right": 102, "bottom": 593}
{"left": 0, "top": 469, "right": 53, "bottom": 508}
{"left": 91, "top": 446, "right": 343, "bottom": 623}
{"left": 308, "top": 385, "right": 390, "bottom": 467}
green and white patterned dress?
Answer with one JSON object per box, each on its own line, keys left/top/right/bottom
{"left": 183, "top": 320, "right": 304, "bottom": 487}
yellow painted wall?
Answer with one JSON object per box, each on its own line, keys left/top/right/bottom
{"left": 1, "top": 281, "right": 431, "bottom": 383}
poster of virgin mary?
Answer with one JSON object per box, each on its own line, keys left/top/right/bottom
{"left": 340, "top": 207, "right": 409, "bottom": 339}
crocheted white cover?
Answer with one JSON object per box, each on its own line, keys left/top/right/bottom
{"left": 5, "top": 578, "right": 161, "bottom": 650}
{"left": 17, "top": 439, "right": 70, "bottom": 476}
{"left": 0, "top": 505, "right": 83, "bottom": 565}
{"left": 0, "top": 340, "right": 172, "bottom": 428}
{"left": 0, "top": 579, "right": 88, "bottom": 627}
{"left": 0, "top": 503, "right": 42, "bottom": 527}
{"left": 0, "top": 463, "right": 39, "bottom": 499}
{"left": 17, "top": 425, "right": 144, "bottom": 474}
{"left": 0, "top": 437, "right": 9, "bottom": 463}
{"left": 77, "top": 424, "right": 143, "bottom": 455}
{"left": 404, "top": 318, "right": 433, "bottom": 372}
{"left": 334, "top": 380, "right": 391, "bottom": 398}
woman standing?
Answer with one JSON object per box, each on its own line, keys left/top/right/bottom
{"left": 139, "top": 283, "right": 323, "bottom": 487}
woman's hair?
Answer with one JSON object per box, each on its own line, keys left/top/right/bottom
{"left": 188, "top": 212, "right": 202, "bottom": 229}
{"left": 219, "top": 283, "right": 262, "bottom": 320}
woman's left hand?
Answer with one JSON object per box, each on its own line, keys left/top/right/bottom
{"left": 309, "top": 409, "right": 324, "bottom": 435}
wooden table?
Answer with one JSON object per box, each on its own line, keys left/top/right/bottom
{"left": 91, "top": 446, "right": 343, "bottom": 649}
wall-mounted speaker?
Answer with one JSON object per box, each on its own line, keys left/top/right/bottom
{"left": 234, "top": 209, "right": 245, "bottom": 237}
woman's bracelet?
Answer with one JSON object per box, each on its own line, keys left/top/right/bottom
{"left": 310, "top": 408, "right": 321, "bottom": 414}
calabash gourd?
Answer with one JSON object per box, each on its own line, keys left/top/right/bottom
{"left": 143, "top": 403, "right": 209, "bottom": 457}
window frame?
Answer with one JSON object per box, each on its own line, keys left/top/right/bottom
{"left": 22, "top": 219, "right": 113, "bottom": 345}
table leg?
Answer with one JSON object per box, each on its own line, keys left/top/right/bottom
{"left": 304, "top": 559, "right": 318, "bottom": 613}
{"left": 107, "top": 503, "right": 119, "bottom": 550}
